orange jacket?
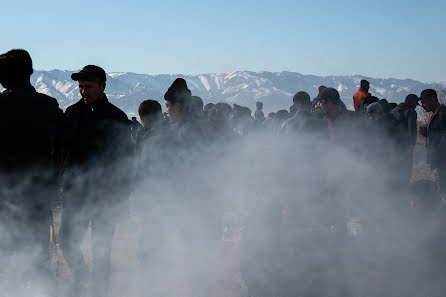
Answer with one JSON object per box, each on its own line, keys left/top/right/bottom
{"left": 353, "top": 89, "right": 371, "bottom": 110}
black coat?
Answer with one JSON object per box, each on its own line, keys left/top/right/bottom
{"left": 426, "top": 106, "right": 446, "bottom": 169}
{"left": 391, "top": 102, "right": 417, "bottom": 147}
{"left": 64, "top": 96, "right": 130, "bottom": 168}
{"left": 0, "top": 84, "right": 66, "bottom": 174}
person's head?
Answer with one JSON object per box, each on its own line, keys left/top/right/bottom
{"left": 360, "top": 79, "right": 370, "bottom": 91}
{"left": 360, "top": 96, "right": 379, "bottom": 113}
{"left": 138, "top": 100, "right": 162, "bottom": 129}
{"left": 419, "top": 89, "right": 439, "bottom": 113}
{"left": 366, "top": 102, "right": 384, "bottom": 120}
{"left": 256, "top": 101, "right": 263, "bottom": 110}
{"left": 164, "top": 78, "right": 192, "bottom": 122}
{"left": 318, "top": 85, "right": 327, "bottom": 94}
{"left": 189, "top": 96, "right": 204, "bottom": 117}
{"left": 275, "top": 109, "right": 289, "bottom": 121}
{"left": 404, "top": 94, "right": 419, "bottom": 109}
{"left": 0, "top": 49, "right": 33, "bottom": 89}
{"left": 71, "top": 65, "right": 107, "bottom": 105}
{"left": 292, "top": 91, "right": 311, "bottom": 112}
{"left": 214, "top": 102, "right": 232, "bottom": 121}
{"left": 377, "top": 99, "right": 392, "bottom": 113}
{"left": 318, "top": 88, "right": 345, "bottom": 118}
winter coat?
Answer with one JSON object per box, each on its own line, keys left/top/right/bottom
{"left": 0, "top": 84, "right": 66, "bottom": 173}
{"left": 426, "top": 106, "right": 446, "bottom": 169}
{"left": 353, "top": 89, "right": 371, "bottom": 110}
{"left": 64, "top": 95, "right": 131, "bottom": 168}
{"left": 391, "top": 102, "right": 417, "bottom": 147}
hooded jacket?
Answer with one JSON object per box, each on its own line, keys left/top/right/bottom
{"left": 391, "top": 102, "right": 417, "bottom": 147}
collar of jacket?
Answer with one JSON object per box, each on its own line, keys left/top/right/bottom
{"left": 80, "top": 94, "right": 109, "bottom": 111}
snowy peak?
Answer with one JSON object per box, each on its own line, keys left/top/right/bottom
{"left": 18, "top": 70, "right": 444, "bottom": 114}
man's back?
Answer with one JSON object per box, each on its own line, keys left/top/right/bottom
{"left": 391, "top": 102, "right": 417, "bottom": 147}
{"left": 353, "top": 89, "right": 371, "bottom": 110}
{"left": 0, "top": 84, "right": 65, "bottom": 172}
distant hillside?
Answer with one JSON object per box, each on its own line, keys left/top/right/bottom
{"left": 25, "top": 70, "right": 444, "bottom": 115}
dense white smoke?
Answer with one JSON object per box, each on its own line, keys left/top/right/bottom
{"left": 1, "top": 113, "right": 445, "bottom": 297}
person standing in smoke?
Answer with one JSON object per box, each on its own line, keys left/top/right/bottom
{"left": 419, "top": 89, "right": 446, "bottom": 198}
{"left": 353, "top": 79, "right": 371, "bottom": 111}
{"left": 254, "top": 101, "right": 265, "bottom": 123}
{"left": 0, "top": 49, "right": 66, "bottom": 295}
{"left": 164, "top": 78, "right": 207, "bottom": 146}
{"left": 135, "top": 99, "right": 169, "bottom": 175}
{"left": 390, "top": 94, "right": 419, "bottom": 187}
{"left": 318, "top": 87, "right": 356, "bottom": 144}
{"left": 60, "top": 65, "right": 131, "bottom": 297}
{"left": 289, "top": 91, "right": 311, "bottom": 114}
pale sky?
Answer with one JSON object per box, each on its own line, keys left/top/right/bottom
{"left": 1, "top": 0, "right": 445, "bottom": 83}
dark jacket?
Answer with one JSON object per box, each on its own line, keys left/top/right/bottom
{"left": 426, "top": 106, "right": 446, "bottom": 169}
{"left": 64, "top": 96, "right": 130, "bottom": 168}
{"left": 63, "top": 96, "right": 131, "bottom": 205}
{"left": 0, "top": 84, "right": 66, "bottom": 173}
{"left": 391, "top": 103, "right": 417, "bottom": 147}
{"left": 280, "top": 110, "right": 328, "bottom": 138}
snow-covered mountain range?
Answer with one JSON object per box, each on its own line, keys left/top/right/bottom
{"left": 27, "top": 70, "right": 443, "bottom": 115}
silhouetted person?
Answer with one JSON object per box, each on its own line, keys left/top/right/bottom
{"left": 255, "top": 101, "right": 265, "bottom": 123}
{"left": 290, "top": 91, "right": 311, "bottom": 114}
{"left": 353, "top": 79, "right": 371, "bottom": 111}
{"left": 60, "top": 65, "right": 131, "bottom": 297}
{"left": 420, "top": 89, "right": 446, "bottom": 197}
{"left": 165, "top": 78, "right": 206, "bottom": 146}
{"left": 136, "top": 99, "right": 169, "bottom": 174}
{"left": 390, "top": 94, "right": 419, "bottom": 187}
{"left": 358, "top": 96, "right": 379, "bottom": 113}
{"left": 134, "top": 99, "right": 171, "bottom": 297}
{"left": 319, "top": 87, "right": 359, "bottom": 145}
{"left": 0, "top": 49, "right": 65, "bottom": 295}
{"left": 208, "top": 102, "right": 234, "bottom": 142}
{"left": 190, "top": 95, "right": 204, "bottom": 118}
{"left": 232, "top": 104, "right": 255, "bottom": 136}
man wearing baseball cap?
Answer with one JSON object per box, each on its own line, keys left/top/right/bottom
{"left": 60, "top": 65, "right": 131, "bottom": 297}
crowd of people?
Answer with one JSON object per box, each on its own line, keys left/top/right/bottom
{"left": 1, "top": 48, "right": 446, "bottom": 297}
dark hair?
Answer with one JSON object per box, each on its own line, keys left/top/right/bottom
{"left": 0, "top": 49, "right": 33, "bottom": 86}
{"left": 276, "top": 109, "right": 289, "bottom": 120}
{"left": 363, "top": 96, "right": 379, "bottom": 106}
{"left": 164, "top": 78, "right": 192, "bottom": 104}
{"left": 319, "top": 88, "right": 343, "bottom": 106}
{"left": 360, "top": 79, "right": 370, "bottom": 89}
{"left": 138, "top": 100, "right": 162, "bottom": 117}
{"left": 190, "top": 96, "right": 204, "bottom": 112}
{"left": 405, "top": 94, "right": 419, "bottom": 104}
{"left": 215, "top": 102, "right": 232, "bottom": 116}
{"left": 318, "top": 85, "right": 327, "bottom": 93}
{"left": 204, "top": 103, "right": 215, "bottom": 112}
{"left": 256, "top": 101, "right": 263, "bottom": 109}
{"left": 293, "top": 91, "right": 311, "bottom": 106}
{"left": 420, "top": 89, "right": 438, "bottom": 100}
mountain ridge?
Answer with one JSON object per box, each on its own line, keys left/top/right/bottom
{"left": 20, "top": 70, "right": 445, "bottom": 115}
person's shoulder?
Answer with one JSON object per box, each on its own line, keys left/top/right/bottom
{"left": 66, "top": 99, "right": 83, "bottom": 111}
{"left": 34, "top": 91, "right": 61, "bottom": 109}
{"left": 105, "top": 101, "right": 130, "bottom": 123}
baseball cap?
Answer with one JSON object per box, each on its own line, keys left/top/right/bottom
{"left": 71, "top": 65, "right": 106, "bottom": 82}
